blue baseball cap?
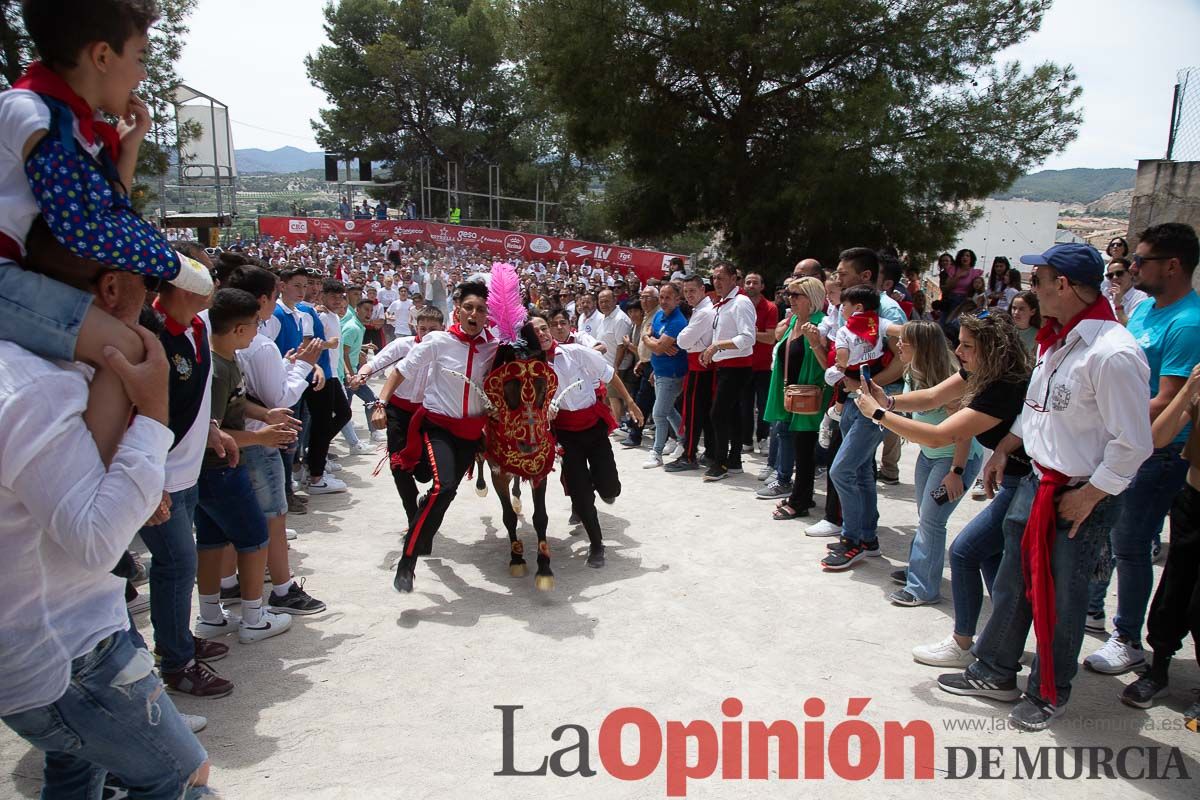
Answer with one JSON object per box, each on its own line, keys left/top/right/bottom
{"left": 1019, "top": 243, "right": 1104, "bottom": 289}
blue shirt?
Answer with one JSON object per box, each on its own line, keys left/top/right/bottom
{"left": 879, "top": 292, "right": 908, "bottom": 326}
{"left": 1127, "top": 290, "right": 1200, "bottom": 446}
{"left": 650, "top": 308, "right": 689, "bottom": 378}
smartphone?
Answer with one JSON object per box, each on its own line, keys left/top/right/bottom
{"left": 859, "top": 364, "right": 871, "bottom": 385}
{"left": 930, "top": 485, "right": 951, "bottom": 506}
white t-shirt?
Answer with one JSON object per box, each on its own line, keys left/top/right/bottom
{"left": 596, "top": 307, "right": 634, "bottom": 370}
{"left": 377, "top": 287, "right": 398, "bottom": 308}
{"left": 387, "top": 299, "right": 414, "bottom": 335}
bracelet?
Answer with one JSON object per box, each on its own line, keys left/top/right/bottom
{"left": 885, "top": 394, "right": 896, "bottom": 411}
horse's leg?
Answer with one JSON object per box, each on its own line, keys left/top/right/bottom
{"left": 474, "top": 454, "right": 488, "bottom": 497}
{"left": 511, "top": 477, "right": 523, "bottom": 516}
{"left": 492, "top": 469, "right": 525, "bottom": 577}
{"left": 532, "top": 481, "right": 553, "bottom": 591}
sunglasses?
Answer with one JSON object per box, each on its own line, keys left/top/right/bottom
{"left": 1131, "top": 254, "right": 1171, "bottom": 269}
{"left": 785, "top": 291, "right": 805, "bottom": 298}
{"left": 1105, "top": 269, "right": 1127, "bottom": 281}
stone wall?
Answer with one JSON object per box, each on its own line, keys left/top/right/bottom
{"left": 1127, "top": 159, "right": 1200, "bottom": 291}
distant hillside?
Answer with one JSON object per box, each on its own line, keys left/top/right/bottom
{"left": 991, "top": 168, "right": 1136, "bottom": 205}
{"left": 235, "top": 147, "right": 325, "bottom": 174}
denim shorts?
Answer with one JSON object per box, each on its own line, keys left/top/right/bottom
{"left": 0, "top": 262, "right": 92, "bottom": 361}
{"left": 242, "top": 444, "right": 287, "bottom": 518}
{"left": 195, "top": 464, "right": 269, "bottom": 552}
{"left": 1, "top": 627, "right": 207, "bottom": 798}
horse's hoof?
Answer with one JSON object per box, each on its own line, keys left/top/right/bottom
{"left": 509, "top": 562, "right": 527, "bottom": 577}
{"left": 587, "top": 546, "right": 605, "bottom": 569}
{"left": 512, "top": 497, "right": 523, "bottom": 516}
{"left": 535, "top": 573, "right": 555, "bottom": 592}
{"left": 475, "top": 485, "right": 488, "bottom": 497}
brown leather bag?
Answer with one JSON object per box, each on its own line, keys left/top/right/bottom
{"left": 782, "top": 327, "right": 822, "bottom": 415}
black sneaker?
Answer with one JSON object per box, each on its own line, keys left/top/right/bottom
{"left": 587, "top": 544, "right": 605, "bottom": 568}
{"left": 219, "top": 580, "right": 241, "bottom": 605}
{"left": 268, "top": 580, "right": 327, "bottom": 615}
{"left": 1122, "top": 673, "right": 1170, "bottom": 709}
{"left": 821, "top": 541, "right": 876, "bottom": 570}
{"left": 619, "top": 437, "right": 641, "bottom": 448}
{"left": 1009, "top": 695, "right": 1065, "bottom": 731}
{"left": 878, "top": 474, "right": 900, "bottom": 486}
{"left": 702, "top": 465, "right": 728, "bottom": 482}
{"left": 888, "top": 589, "right": 934, "bottom": 607}
{"left": 936, "top": 671, "right": 1021, "bottom": 702}
{"left": 700, "top": 455, "right": 716, "bottom": 469}
{"left": 663, "top": 458, "right": 700, "bottom": 473}
{"left": 727, "top": 463, "right": 744, "bottom": 475}
{"left": 826, "top": 536, "right": 854, "bottom": 553}
{"left": 890, "top": 569, "right": 908, "bottom": 586}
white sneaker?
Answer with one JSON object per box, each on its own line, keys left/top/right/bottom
{"left": 913, "top": 634, "right": 975, "bottom": 668}
{"left": 238, "top": 610, "right": 292, "bottom": 644}
{"left": 1085, "top": 613, "right": 1106, "bottom": 634}
{"left": 295, "top": 465, "right": 310, "bottom": 486}
{"left": 757, "top": 466, "right": 775, "bottom": 481}
{"left": 804, "top": 519, "right": 841, "bottom": 537}
{"left": 194, "top": 610, "right": 241, "bottom": 640}
{"left": 818, "top": 416, "right": 833, "bottom": 450}
{"left": 1084, "top": 633, "right": 1146, "bottom": 675}
{"left": 349, "top": 442, "right": 374, "bottom": 456}
{"left": 325, "top": 460, "right": 343, "bottom": 473}
{"left": 307, "top": 475, "right": 348, "bottom": 494}
{"left": 970, "top": 477, "right": 987, "bottom": 500}
{"left": 181, "top": 713, "right": 207, "bottom": 733}
{"left": 642, "top": 452, "right": 663, "bottom": 469}
{"left": 285, "top": 528, "right": 298, "bottom": 541}
{"left": 370, "top": 430, "right": 387, "bottom": 443}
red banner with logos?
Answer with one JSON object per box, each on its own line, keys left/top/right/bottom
{"left": 257, "top": 217, "right": 684, "bottom": 284}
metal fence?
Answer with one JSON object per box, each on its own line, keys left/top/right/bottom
{"left": 1167, "top": 67, "right": 1200, "bottom": 161}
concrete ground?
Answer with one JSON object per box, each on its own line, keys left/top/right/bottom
{"left": 3, "top": 418, "right": 1198, "bottom": 799}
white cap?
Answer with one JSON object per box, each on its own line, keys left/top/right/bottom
{"left": 167, "top": 253, "right": 214, "bottom": 295}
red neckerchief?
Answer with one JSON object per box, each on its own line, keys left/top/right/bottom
{"left": 152, "top": 297, "right": 206, "bottom": 364}
{"left": 1035, "top": 295, "right": 1116, "bottom": 356}
{"left": 545, "top": 341, "right": 558, "bottom": 362}
{"left": 446, "top": 323, "right": 488, "bottom": 345}
{"left": 13, "top": 61, "right": 120, "bottom": 163}
{"left": 844, "top": 311, "right": 880, "bottom": 346}
{"left": 712, "top": 287, "right": 740, "bottom": 309}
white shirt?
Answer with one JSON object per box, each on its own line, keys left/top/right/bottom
{"left": 676, "top": 296, "right": 715, "bottom": 354}
{"left": 398, "top": 330, "right": 499, "bottom": 418}
{"left": 0, "top": 342, "right": 171, "bottom": 716}
{"left": 576, "top": 309, "right": 603, "bottom": 339}
{"left": 1112, "top": 287, "right": 1148, "bottom": 317}
{"left": 236, "top": 333, "right": 314, "bottom": 433}
{"left": 319, "top": 311, "right": 341, "bottom": 346}
{"left": 595, "top": 307, "right": 634, "bottom": 370}
{"left": 366, "top": 336, "right": 427, "bottom": 403}
{"left": 378, "top": 287, "right": 399, "bottom": 308}
{"left": 710, "top": 288, "right": 757, "bottom": 362}
{"left": 1011, "top": 319, "right": 1153, "bottom": 494}
{"left": 387, "top": 298, "right": 414, "bottom": 335}
{"left": 550, "top": 343, "right": 614, "bottom": 411}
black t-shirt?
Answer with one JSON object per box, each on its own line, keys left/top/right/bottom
{"left": 960, "top": 368, "right": 1032, "bottom": 477}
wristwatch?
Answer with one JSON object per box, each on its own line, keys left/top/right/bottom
{"left": 951, "top": 465, "right": 965, "bottom": 476}
{"left": 872, "top": 407, "right": 886, "bottom": 422}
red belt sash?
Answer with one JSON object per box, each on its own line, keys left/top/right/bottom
{"left": 687, "top": 352, "right": 714, "bottom": 371}
{"left": 388, "top": 395, "right": 420, "bottom": 412}
{"left": 553, "top": 389, "right": 617, "bottom": 434}
{"left": 1023, "top": 463, "right": 1072, "bottom": 706}
{"left": 715, "top": 355, "right": 753, "bottom": 369}
{"left": 394, "top": 406, "right": 485, "bottom": 471}
{"left": 0, "top": 231, "right": 22, "bottom": 263}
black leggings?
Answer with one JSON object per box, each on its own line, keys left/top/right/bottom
{"left": 787, "top": 430, "right": 820, "bottom": 512}
{"left": 401, "top": 425, "right": 478, "bottom": 559}
{"left": 1146, "top": 483, "right": 1200, "bottom": 669}
{"left": 304, "top": 377, "right": 352, "bottom": 478}
{"left": 556, "top": 421, "right": 621, "bottom": 547}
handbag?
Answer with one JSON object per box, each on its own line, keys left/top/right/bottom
{"left": 782, "top": 324, "right": 821, "bottom": 415}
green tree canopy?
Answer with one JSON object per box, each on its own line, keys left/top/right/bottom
{"left": 522, "top": 0, "right": 1082, "bottom": 273}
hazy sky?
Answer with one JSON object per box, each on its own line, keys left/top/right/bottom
{"left": 177, "top": 0, "right": 1199, "bottom": 170}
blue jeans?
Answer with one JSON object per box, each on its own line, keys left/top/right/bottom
{"left": 651, "top": 375, "right": 684, "bottom": 455}
{"left": 1, "top": 628, "right": 207, "bottom": 799}
{"left": 968, "top": 473, "right": 1118, "bottom": 704}
{"left": 137, "top": 485, "right": 199, "bottom": 672}
{"left": 906, "top": 452, "right": 981, "bottom": 602}
{"left": 950, "top": 473, "right": 1021, "bottom": 638}
{"left": 829, "top": 401, "right": 885, "bottom": 544}
{"left": 766, "top": 420, "right": 796, "bottom": 484}
{"left": 195, "top": 465, "right": 269, "bottom": 553}
{"left": 242, "top": 445, "right": 287, "bottom": 518}
{"left": 1086, "top": 442, "right": 1188, "bottom": 641}
{"left": 0, "top": 263, "right": 91, "bottom": 362}
{"left": 341, "top": 381, "right": 379, "bottom": 446}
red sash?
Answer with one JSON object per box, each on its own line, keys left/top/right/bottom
{"left": 388, "top": 395, "right": 419, "bottom": 412}
{"left": 0, "top": 231, "right": 21, "bottom": 263}
{"left": 1022, "top": 464, "right": 1071, "bottom": 706}
{"left": 553, "top": 389, "right": 618, "bottom": 434}
{"left": 393, "top": 407, "right": 486, "bottom": 471}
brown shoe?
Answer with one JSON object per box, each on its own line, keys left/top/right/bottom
{"left": 194, "top": 636, "right": 228, "bottom": 663}
{"left": 287, "top": 495, "right": 308, "bottom": 514}
{"left": 162, "top": 660, "right": 234, "bottom": 699}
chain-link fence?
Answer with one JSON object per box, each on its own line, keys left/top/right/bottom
{"left": 1167, "top": 67, "right": 1200, "bottom": 161}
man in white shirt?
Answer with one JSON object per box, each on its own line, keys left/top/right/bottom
{"left": 0, "top": 271, "right": 211, "bottom": 795}
{"left": 387, "top": 286, "right": 415, "bottom": 337}
{"left": 668, "top": 275, "right": 717, "bottom": 472}
{"left": 938, "top": 243, "right": 1152, "bottom": 731}
{"left": 575, "top": 290, "right": 602, "bottom": 339}
{"left": 698, "top": 262, "right": 758, "bottom": 481}
{"left": 1103, "top": 257, "right": 1148, "bottom": 326}
{"left": 595, "top": 288, "right": 635, "bottom": 424}
{"left": 376, "top": 275, "right": 399, "bottom": 309}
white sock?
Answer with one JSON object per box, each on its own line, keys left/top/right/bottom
{"left": 242, "top": 597, "right": 263, "bottom": 626}
{"left": 272, "top": 578, "right": 294, "bottom": 597}
{"left": 219, "top": 574, "right": 239, "bottom": 590}
{"left": 199, "top": 593, "right": 223, "bottom": 624}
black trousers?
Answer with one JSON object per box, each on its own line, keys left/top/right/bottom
{"left": 741, "top": 370, "right": 772, "bottom": 445}
{"left": 304, "top": 377, "right": 352, "bottom": 477}
{"left": 626, "top": 365, "right": 656, "bottom": 444}
{"left": 386, "top": 405, "right": 419, "bottom": 526}
{"left": 711, "top": 366, "right": 752, "bottom": 469}
{"left": 401, "top": 425, "right": 479, "bottom": 559}
{"left": 1146, "top": 483, "right": 1200, "bottom": 669}
{"left": 823, "top": 426, "right": 843, "bottom": 525}
{"left": 787, "top": 430, "right": 820, "bottom": 512}
{"left": 680, "top": 367, "right": 715, "bottom": 462}
{"left": 556, "top": 421, "right": 621, "bottom": 547}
